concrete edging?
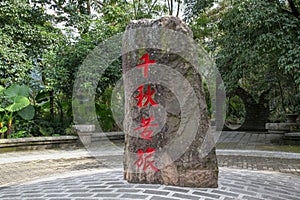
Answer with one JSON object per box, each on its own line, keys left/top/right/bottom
{"left": 0, "top": 136, "right": 80, "bottom": 151}
{"left": 216, "top": 149, "right": 300, "bottom": 159}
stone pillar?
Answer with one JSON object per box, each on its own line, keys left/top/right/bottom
{"left": 122, "top": 16, "right": 218, "bottom": 188}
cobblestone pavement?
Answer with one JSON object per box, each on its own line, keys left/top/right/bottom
{"left": 1, "top": 147, "right": 300, "bottom": 187}
{"left": 0, "top": 168, "right": 299, "bottom": 200}
{"left": 217, "top": 131, "right": 300, "bottom": 152}
{"left": 217, "top": 155, "right": 300, "bottom": 175}
{"left": 1, "top": 132, "right": 300, "bottom": 199}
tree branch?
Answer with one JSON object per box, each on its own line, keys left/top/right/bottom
{"left": 176, "top": 0, "right": 180, "bottom": 17}
{"left": 166, "top": 0, "right": 171, "bottom": 15}
{"left": 170, "top": 0, "right": 173, "bottom": 15}
{"left": 133, "top": 0, "right": 137, "bottom": 19}
{"left": 137, "top": 0, "right": 141, "bottom": 18}
{"left": 148, "top": 0, "right": 158, "bottom": 15}
{"left": 96, "top": 0, "right": 105, "bottom": 7}
{"left": 87, "top": 0, "right": 91, "bottom": 15}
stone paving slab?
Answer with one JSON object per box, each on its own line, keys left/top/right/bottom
{"left": 0, "top": 156, "right": 105, "bottom": 186}
{"left": 1, "top": 151, "right": 300, "bottom": 187}
{"left": 0, "top": 141, "right": 123, "bottom": 164}
{"left": 1, "top": 137, "right": 300, "bottom": 187}
{"left": 0, "top": 168, "right": 299, "bottom": 200}
{"left": 0, "top": 149, "right": 90, "bottom": 164}
{"left": 217, "top": 155, "right": 300, "bottom": 175}
{"left": 216, "top": 149, "right": 300, "bottom": 159}
{"left": 216, "top": 132, "right": 300, "bottom": 152}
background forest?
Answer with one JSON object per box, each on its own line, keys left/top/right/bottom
{"left": 0, "top": 0, "right": 299, "bottom": 138}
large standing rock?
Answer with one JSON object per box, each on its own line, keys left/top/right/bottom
{"left": 122, "top": 16, "right": 218, "bottom": 188}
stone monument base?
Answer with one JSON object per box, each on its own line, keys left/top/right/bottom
{"left": 124, "top": 169, "right": 218, "bottom": 188}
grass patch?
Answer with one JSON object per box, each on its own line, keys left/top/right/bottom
{"left": 0, "top": 147, "right": 17, "bottom": 153}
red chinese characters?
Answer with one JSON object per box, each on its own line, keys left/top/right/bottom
{"left": 133, "top": 53, "right": 160, "bottom": 172}
{"left": 134, "top": 148, "right": 159, "bottom": 172}
{"left": 134, "top": 117, "right": 158, "bottom": 140}
{"left": 135, "top": 85, "right": 158, "bottom": 108}
{"left": 136, "top": 53, "right": 156, "bottom": 78}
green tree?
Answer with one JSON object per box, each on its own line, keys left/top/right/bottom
{"left": 184, "top": 0, "right": 215, "bottom": 22}
{"left": 0, "top": 0, "right": 62, "bottom": 86}
{"left": 39, "top": 0, "right": 173, "bottom": 131}
{"left": 1, "top": 0, "right": 188, "bottom": 135}
{"left": 0, "top": 0, "right": 70, "bottom": 136}
{"left": 185, "top": 0, "right": 300, "bottom": 124}
{"left": 216, "top": 0, "right": 299, "bottom": 117}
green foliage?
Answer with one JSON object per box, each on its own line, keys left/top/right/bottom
{"left": 44, "top": 0, "right": 169, "bottom": 132}
{"left": 0, "top": 126, "right": 8, "bottom": 135}
{"left": 285, "top": 93, "right": 300, "bottom": 113}
{"left": 0, "top": 0, "right": 62, "bottom": 86}
{"left": 203, "top": 81, "right": 212, "bottom": 118}
{"left": 188, "top": 0, "right": 300, "bottom": 122}
{"left": 216, "top": 0, "right": 300, "bottom": 89}
{"left": 65, "top": 126, "right": 77, "bottom": 136}
{"left": 4, "top": 85, "right": 30, "bottom": 98}
{"left": 0, "top": 84, "right": 35, "bottom": 138}
{"left": 18, "top": 105, "right": 35, "bottom": 120}
{"left": 184, "top": 0, "right": 215, "bottom": 22}
{"left": 96, "top": 87, "right": 119, "bottom": 132}
{"left": 0, "top": 30, "right": 33, "bottom": 85}
{"left": 216, "top": 0, "right": 299, "bottom": 121}
{"left": 102, "top": 2, "right": 133, "bottom": 27}
{"left": 96, "top": 104, "right": 114, "bottom": 131}
{"left": 5, "top": 96, "right": 30, "bottom": 113}
{"left": 0, "top": 0, "right": 204, "bottom": 137}
{"left": 0, "top": 84, "right": 34, "bottom": 119}
{"left": 225, "top": 95, "right": 246, "bottom": 126}
{"left": 38, "top": 125, "right": 54, "bottom": 136}
{"left": 8, "top": 131, "right": 31, "bottom": 138}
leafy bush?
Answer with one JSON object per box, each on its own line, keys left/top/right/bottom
{"left": 0, "top": 84, "right": 35, "bottom": 138}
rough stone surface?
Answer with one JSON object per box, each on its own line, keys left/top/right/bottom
{"left": 122, "top": 16, "right": 218, "bottom": 187}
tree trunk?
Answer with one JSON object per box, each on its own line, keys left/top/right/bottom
{"left": 87, "top": 0, "right": 91, "bottom": 15}
{"left": 50, "top": 90, "right": 54, "bottom": 121}
{"left": 5, "top": 118, "right": 12, "bottom": 138}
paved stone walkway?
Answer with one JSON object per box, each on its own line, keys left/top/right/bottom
{"left": 0, "top": 131, "right": 300, "bottom": 199}
{"left": 1, "top": 152, "right": 300, "bottom": 187}
{"left": 0, "top": 168, "right": 299, "bottom": 200}
{"left": 216, "top": 131, "right": 300, "bottom": 152}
